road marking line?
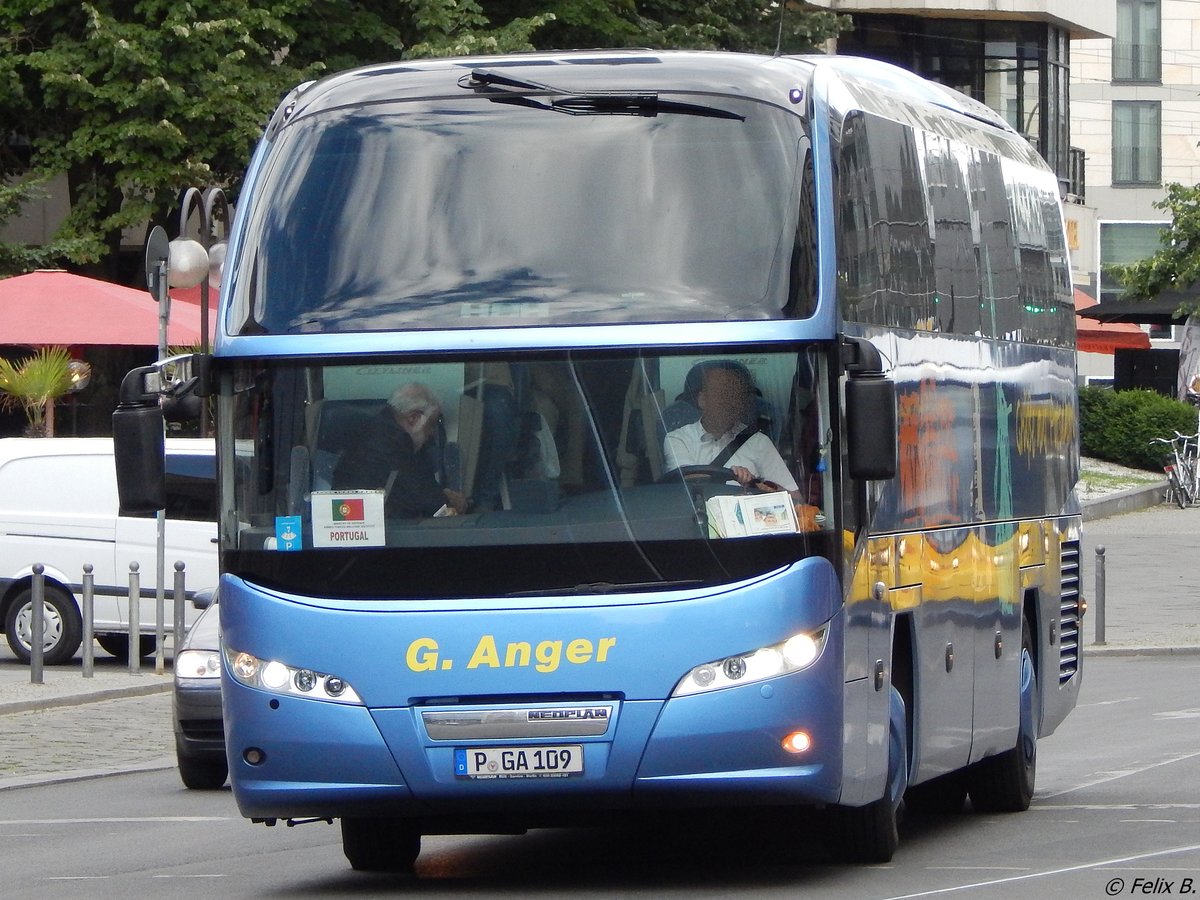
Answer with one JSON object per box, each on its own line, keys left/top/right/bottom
{"left": 882, "top": 843, "right": 1200, "bottom": 899}
{"left": 0, "top": 816, "right": 229, "bottom": 825}
{"left": 1040, "top": 749, "right": 1200, "bottom": 798}
{"left": 1032, "top": 803, "right": 1200, "bottom": 810}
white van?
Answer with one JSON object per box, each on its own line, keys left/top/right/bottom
{"left": 0, "top": 437, "right": 217, "bottom": 664}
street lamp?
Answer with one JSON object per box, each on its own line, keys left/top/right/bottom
{"left": 166, "top": 186, "right": 230, "bottom": 437}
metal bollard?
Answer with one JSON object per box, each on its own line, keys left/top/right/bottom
{"left": 1094, "top": 545, "right": 1106, "bottom": 646}
{"left": 128, "top": 561, "right": 141, "bottom": 675}
{"left": 155, "top": 567, "right": 166, "bottom": 676}
{"left": 173, "top": 561, "right": 186, "bottom": 663}
{"left": 30, "top": 563, "right": 45, "bottom": 685}
{"left": 82, "top": 563, "right": 95, "bottom": 678}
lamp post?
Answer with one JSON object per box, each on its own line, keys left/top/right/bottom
{"left": 166, "top": 187, "right": 229, "bottom": 436}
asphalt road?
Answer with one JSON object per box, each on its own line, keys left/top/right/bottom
{"left": 1, "top": 654, "right": 1197, "bottom": 899}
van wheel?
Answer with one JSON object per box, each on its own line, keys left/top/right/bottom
{"left": 97, "top": 633, "right": 157, "bottom": 661}
{"left": 177, "top": 752, "right": 228, "bottom": 790}
{"left": 4, "top": 584, "right": 83, "bottom": 666}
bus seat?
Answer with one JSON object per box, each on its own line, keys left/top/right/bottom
{"left": 311, "top": 400, "right": 380, "bottom": 491}
{"left": 459, "top": 363, "right": 560, "bottom": 511}
{"left": 616, "top": 360, "right": 664, "bottom": 485}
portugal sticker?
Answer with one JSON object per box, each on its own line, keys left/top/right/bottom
{"left": 311, "top": 490, "right": 385, "bottom": 547}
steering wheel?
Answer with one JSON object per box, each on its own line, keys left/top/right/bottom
{"left": 658, "top": 465, "right": 738, "bottom": 484}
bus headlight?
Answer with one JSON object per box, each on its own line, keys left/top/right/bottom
{"left": 224, "top": 647, "right": 362, "bottom": 704}
{"left": 671, "top": 628, "right": 827, "bottom": 697}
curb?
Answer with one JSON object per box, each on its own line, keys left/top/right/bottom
{"left": 1084, "top": 644, "right": 1200, "bottom": 657}
{"left": 0, "top": 680, "right": 171, "bottom": 716}
{"left": 0, "top": 755, "right": 178, "bottom": 792}
{"left": 1081, "top": 479, "right": 1167, "bottom": 521}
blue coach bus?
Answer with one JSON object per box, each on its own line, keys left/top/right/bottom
{"left": 116, "top": 50, "right": 1081, "bottom": 870}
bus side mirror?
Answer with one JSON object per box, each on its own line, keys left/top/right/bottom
{"left": 846, "top": 375, "right": 897, "bottom": 480}
{"left": 842, "top": 337, "right": 897, "bottom": 481}
{"left": 112, "top": 365, "right": 166, "bottom": 513}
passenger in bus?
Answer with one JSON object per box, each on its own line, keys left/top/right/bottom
{"left": 663, "top": 363, "right": 799, "bottom": 493}
{"left": 332, "top": 383, "right": 468, "bottom": 518}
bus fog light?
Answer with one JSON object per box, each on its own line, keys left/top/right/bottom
{"left": 781, "top": 731, "right": 811, "bottom": 753}
{"left": 243, "top": 747, "right": 266, "bottom": 765}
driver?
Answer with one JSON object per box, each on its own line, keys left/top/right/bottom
{"left": 662, "top": 363, "right": 798, "bottom": 492}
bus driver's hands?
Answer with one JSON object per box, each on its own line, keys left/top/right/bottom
{"left": 730, "top": 465, "right": 755, "bottom": 487}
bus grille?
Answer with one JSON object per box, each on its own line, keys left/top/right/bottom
{"left": 1058, "top": 539, "right": 1081, "bottom": 683}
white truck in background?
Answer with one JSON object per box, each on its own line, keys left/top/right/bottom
{"left": 0, "top": 437, "right": 217, "bottom": 664}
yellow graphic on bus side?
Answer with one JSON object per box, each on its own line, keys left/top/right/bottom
{"left": 406, "top": 635, "right": 618, "bottom": 674}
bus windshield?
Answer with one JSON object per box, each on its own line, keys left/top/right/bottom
{"left": 221, "top": 348, "right": 836, "bottom": 599}
{"left": 228, "top": 94, "right": 812, "bottom": 334}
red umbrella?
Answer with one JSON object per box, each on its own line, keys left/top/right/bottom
{"left": 0, "top": 270, "right": 203, "bottom": 347}
{"left": 1074, "top": 289, "right": 1152, "bottom": 355}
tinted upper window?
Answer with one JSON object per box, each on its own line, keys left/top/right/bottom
{"left": 229, "top": 96, "right": 811, "bottom": 334}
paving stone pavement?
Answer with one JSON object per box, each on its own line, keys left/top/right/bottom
{"left": 0, "top": 692, "right": 174, "bottom": 789}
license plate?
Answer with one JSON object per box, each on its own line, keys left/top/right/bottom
{"left": 454, "top": 745, "right": 584, "bottom": 779}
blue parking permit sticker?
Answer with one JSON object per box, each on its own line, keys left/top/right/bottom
{"left": 275, "top": 516, "right": 303, "bottom": 551}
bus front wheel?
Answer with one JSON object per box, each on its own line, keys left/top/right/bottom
{"left": 831, "top": 686, "right": 908, "bottom": 863}
{"left": 341, "top": 817, "right": 421, "bottom": 873}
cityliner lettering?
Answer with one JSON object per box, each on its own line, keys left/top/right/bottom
{"left": 405, "top": 635, "right": 617, "bottom": 674}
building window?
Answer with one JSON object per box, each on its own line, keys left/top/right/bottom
{"left": 834, "top": 17, "right": 1071, "bottom": 183}
{"left": 1099, "top": 220, "right": 1170, "bottom": 336}
{"left": 1114, "top": 0, "right": 1161, "bottom": 83}
{"left": 1112, "top": 101, "right": 1161, "bottom": 185}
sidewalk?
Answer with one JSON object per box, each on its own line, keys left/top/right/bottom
{"left": 0, "top": 478, "right": 1194, "bottom": 719}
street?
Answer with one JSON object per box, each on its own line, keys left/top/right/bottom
{"left": 1, "top": 654, "right": 1197, "bottom": 899}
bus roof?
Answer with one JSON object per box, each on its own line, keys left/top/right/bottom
{"left": 272, "top": 50, "right": 1015, "bottom": 142}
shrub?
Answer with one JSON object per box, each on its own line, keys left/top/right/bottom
{"left": 1079, "top": 386, "right": 1198, "bottom": 470}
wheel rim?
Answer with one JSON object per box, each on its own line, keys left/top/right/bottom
{"left": 1018, "top": 647, "right": 1037, "bottom": 774}
{"left": 15, "top": 600, "right": 64, "bottom": 652}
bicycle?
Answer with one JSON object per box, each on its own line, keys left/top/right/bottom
{"left": 1150, "top": 431, "right": 1200, "bottom": 508}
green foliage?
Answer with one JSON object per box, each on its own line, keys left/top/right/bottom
{"left": 1107, "top": 182, "right": 1200, "bottom": 317}
{"left": 0, "top": 346, "right": 76, "bottom": 435}
{"left": 1, "top": 1, "right": 848, "bottom": 279}
{"left": 1079, "top": 386, "right": 1199, "bottom": 471}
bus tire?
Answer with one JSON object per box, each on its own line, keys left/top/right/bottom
{"left": 4, "top": 583, "right": 83, "bottom": 666}
{"left": 831, "top": 686, "right": 908, "bottom": 863}
{"left": 905, "top": 771, "right": 967, "bottom": 815}
{"left": 341, "top": 817, "right": 421, "bottom": 872}
{"left": 968, "top": 618, "right": 1037, "bottom": 813}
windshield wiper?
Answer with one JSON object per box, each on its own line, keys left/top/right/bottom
{"left": 461, "top": 69, "right": 744, "bottom": 121}
{"left": 507, "top": 579, "right": 702, "bottom": 598}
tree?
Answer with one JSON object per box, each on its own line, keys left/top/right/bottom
{"left": 0, "top": 346, "right": 85, "bottom": 436}
{"left": 1109, "top": 182, "right": 1200, "bottom": 317}
{"left": 1, "top": 2, "right": 847, "bottom": 282}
